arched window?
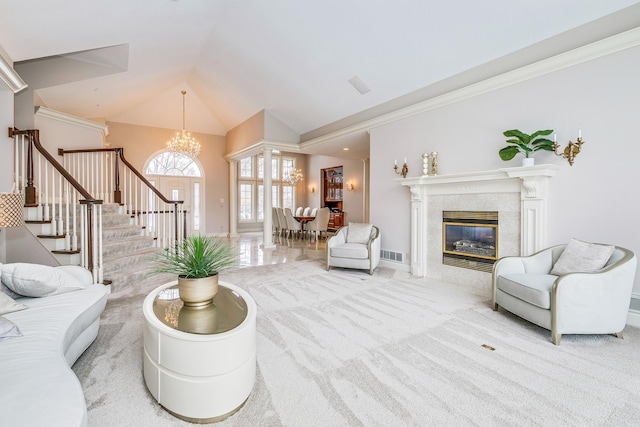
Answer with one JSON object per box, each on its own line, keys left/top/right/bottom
{"left": 146, "top": 152, "right": 201, "bottom": 177}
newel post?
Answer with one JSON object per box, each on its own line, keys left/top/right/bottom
{"left": 82, "top": 200, "right": 95, "bottom": 274}
{"left": 113, "top": 148, "right": 122, "bottom": 204}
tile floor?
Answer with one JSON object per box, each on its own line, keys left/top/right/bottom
{"left": 229, "top": 232, "right": 331, "bottom": 268}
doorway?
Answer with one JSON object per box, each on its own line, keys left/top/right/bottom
{"left": 145, "top": 151, "right": 204, "bottom": 236}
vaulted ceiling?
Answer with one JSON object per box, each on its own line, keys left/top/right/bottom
{"left": 1, "top": 1, "right": 638, "bottom": 157}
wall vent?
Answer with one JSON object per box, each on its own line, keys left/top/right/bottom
{"left": 381, "top": 249, "right": 404, "bottom": 263}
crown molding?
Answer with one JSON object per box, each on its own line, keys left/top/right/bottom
{"left": 301, "top": 26, "right": 640, "bottom": 149}
{"left": 35, "top": 106, "right": 109, "bottom": 136}
{"left": 0, "top": 54, "right": 27, "bottom": 93}
{"left": 224, "top": 139, "right": 301, "bottom": 161}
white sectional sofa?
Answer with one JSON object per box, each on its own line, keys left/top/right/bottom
{"left": 0, "top": 265, "right": 108, "bottom": 427}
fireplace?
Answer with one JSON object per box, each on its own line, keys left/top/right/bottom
{"left": 442, "top": 211, "right": 498, "bottom": 273}
{"left": 399, "top": 165, "right": 559, "bottom": 283}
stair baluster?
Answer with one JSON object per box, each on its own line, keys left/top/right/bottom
{"left": 10, "top": 128, "right": 102, "bottom": 283}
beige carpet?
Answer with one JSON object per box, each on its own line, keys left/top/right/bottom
{"left": 73, "top": 259, "right": 640, "bottom": 426}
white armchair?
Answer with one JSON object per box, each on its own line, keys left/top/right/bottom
{"left": 327, "top": 224, "right": 381, "bottom": 275}
{"left": 492, "top": 241, "right": 637, "bottom": 345}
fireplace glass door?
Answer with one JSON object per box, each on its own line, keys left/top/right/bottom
{"left": 443, "top": 222, "right": 497, "bottom": 261}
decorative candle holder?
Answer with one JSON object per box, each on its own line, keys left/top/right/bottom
{"left": 393, "top": 161, "right": 408, "bottom": 178}
{"left": 422, "top": 153, "right": 430, "bottom": 176}
{"left": 552, "top": 137, "right": 584, "bottom": 166}
{"left": 430, "top": 152, "right": 439, "bottom": 176}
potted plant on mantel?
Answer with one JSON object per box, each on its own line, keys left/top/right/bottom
{"left": 151, "top": 235, "right": 236, "bottom": 308}
{"left": 498, "top": 129, "right": 555, "bottom": 166}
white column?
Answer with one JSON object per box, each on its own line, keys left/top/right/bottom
{"left": 228, "top": 160, "right": 239, "bottom": 237}
{"left": 519, "top": 176, "right": 551, "bottom": 256}
{"left": 262, "top": 148, "right": 275, "bottom": 248}
{"left": 408, "top": 185, "right": 426, "bottom": 277}
{"left": 362, "top": 158, "right": 370, "bottom": 223}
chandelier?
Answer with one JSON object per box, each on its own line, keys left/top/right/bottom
{"left": 285, "top": 168, "right": 304, "bottom": 186}
{"left": 167, "top": 90, "right": 201, "bottom": 158}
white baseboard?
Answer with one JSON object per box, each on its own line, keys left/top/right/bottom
{"left": 627, "top": 310, "right": 640, "bottom": 329}
{"left": 379, "top": 259, "right": 411, "bottom": 273}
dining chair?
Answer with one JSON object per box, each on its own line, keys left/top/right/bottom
{"left": 284, "top": 207, "right": 302, "bottom": 239}
{"left": 304, "top": 207, "right": 330, "bottom": 240}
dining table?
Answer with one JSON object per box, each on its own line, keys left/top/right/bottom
{"left": 294, "top": 216, "right": 315, "bottom": 228}
{"left": 290, "top": 216, "right": 315, "bottom": 240}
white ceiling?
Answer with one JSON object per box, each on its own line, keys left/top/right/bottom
{"left": 1, "top": 0, "right": 639, "bottom": 158}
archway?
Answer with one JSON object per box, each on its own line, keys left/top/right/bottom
{"left": 144, "top": 151, "right": 205, "bottom": 235}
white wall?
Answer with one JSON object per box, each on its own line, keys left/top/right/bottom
{"left": 370, "top": 44, "right": 640, "bottom": 291}
{"left": 0, "top": 47, "right": 15, "bottom": 262}
{"left": 34, "top": 109, "right": 106, "bottom": 153}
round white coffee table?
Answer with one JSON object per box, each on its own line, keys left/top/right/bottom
{"left": 142, "top": 280, "right": 256, "bottom": 423}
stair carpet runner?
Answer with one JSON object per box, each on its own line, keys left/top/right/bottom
{"left": 26, "top": 203, "right": 173, "bottom": 292}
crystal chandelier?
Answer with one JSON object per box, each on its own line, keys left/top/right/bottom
{"left": 167, "top": 90, "right": 201, "bottom": 158}
{"left": 285, "top": 168, "right": 304, "bottom": 186}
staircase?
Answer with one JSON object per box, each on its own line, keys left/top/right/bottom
{"left": 12, "top": 128, "right": 184, "bottom": 292}
{"left": 100, "top": 204, "right": 170, "bottom": 292}
{"left": 25, "top": 202, "right": 173, "bottom": 293}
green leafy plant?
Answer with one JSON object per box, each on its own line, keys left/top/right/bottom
{"left": 151, "top": 235, "right": 236, "bottom": 278}
{"left": 498, "top": 129, "right": 555, "bottom": 161}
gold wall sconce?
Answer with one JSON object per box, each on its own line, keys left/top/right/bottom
{"left": 552, "top": 131, "right": 585, "bottom": 166}
{"left": 309, "top": 185, "right": 315, "bottom": 193}
{"left": 393, "top": 158, "right": 408, "bottom": 178}
{"left": 347, "top": 182, "right": 355, "bottom": 191}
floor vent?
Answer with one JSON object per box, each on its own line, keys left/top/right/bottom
{"left": 381, "top": 249, "right": 404, "bottom": 263}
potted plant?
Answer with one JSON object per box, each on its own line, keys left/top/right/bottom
{"left": 498, "top": 129, "right": 554, "bottom": 166}
{"left": 151, "top": 235, "right": 236, "bottom": 307}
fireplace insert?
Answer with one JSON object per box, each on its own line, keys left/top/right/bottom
{"left": 442, "top": 211, "right": 498, "bottom": 272}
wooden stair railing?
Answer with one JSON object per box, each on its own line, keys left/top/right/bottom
{"left": 9, "top": 128, "right": 104, "bottom": 283}
{"left": 57, "top": 147, "right": 185, "bottom": 251}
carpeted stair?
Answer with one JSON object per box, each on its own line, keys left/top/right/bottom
{"left": 25, "top": 202, "right": 178, "bottom": 293}
{"left": 100, "top": 203, "right": 173, "bottom": 293}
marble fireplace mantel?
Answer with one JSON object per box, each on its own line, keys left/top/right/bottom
{"left": 399, "top": 164, "right": 560, "bottom": 278}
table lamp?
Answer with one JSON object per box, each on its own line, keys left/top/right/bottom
{"left": 0, "top": 193, "right": 24, "bottom": 229}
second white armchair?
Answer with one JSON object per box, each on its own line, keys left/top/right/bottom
{"left": 327, "top": 223, "right": 381, "bottom": 275}
{"left": 492, "top": 240, "right": 637, "bottom": 345}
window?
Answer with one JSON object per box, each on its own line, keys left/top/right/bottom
{"left": 282, "top": 158, "right": 294, "bottom": 181}
{"left": 239, "top": 184, "right": 253, "bottom": 221}
{"left": 257, "top": 157, "right": 279, "bottom": 180}
{"left": 238, "top": 153, "right": 298, "bottom": 224}
{"left": 240, "top": 157, "right": 253, "bottom": 178}
{"left": 272, "top": 185, "right": 279, "bottom": 208}
{"left": 257, "top": 184, "right": 280, "bottom": 220}
{"left": 257, "top": 184, "right": 264, "bottom": 221}
{"left": 282, "top": 185, "right": 293, "bottom": 211}
{"left": 146, "top": 152, "right": 201, "bottom": 177}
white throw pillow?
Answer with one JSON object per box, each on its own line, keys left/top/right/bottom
{"left": 347, "top": 223, "right": 373, "bottom": 244}
{"left": 0, "top": 292, "right": 28, "bottom": 316}
{"left": 1, "top": 263, "right": 86, "bottom": 297}
{"left": 0, "top": 262, "right": 21, "bottom": 299}
{"left": 550, "top": 238, "right": 615, "bottom": 276}
{"left": 0, "top": 316, "right": 23, "bottom": 341}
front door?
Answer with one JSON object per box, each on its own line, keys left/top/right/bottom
{"left": 150, "top": 176, "right": 203, "bottom": 236}
{"left": 145, "top": 151, "right": 205, "bottom": 237}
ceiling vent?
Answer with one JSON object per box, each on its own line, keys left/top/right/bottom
{"left": 348, "top": 75, "right": 371, "bottom": 95}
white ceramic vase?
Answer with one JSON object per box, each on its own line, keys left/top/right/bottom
{"left": 521, "top": 157, "right": 535, "bottom": 167}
